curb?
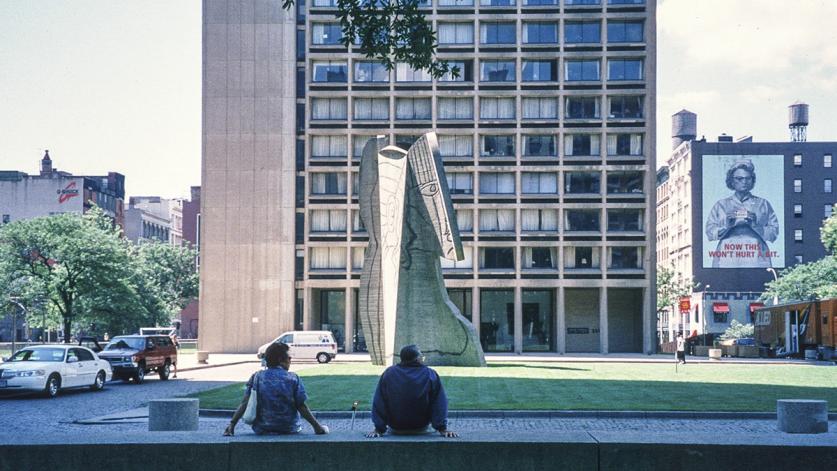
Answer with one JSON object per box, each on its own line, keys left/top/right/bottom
{"left": 199, "top": 409, "right": 837, "bottom": 421}
{"left": 178, "top": 360, "right": 259, "bottom": 373}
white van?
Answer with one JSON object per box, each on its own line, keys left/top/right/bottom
{"left": 257, "top": 331, "right": 337, "bottom": 363}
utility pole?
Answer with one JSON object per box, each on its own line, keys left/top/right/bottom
{"left": 8, "top": 297, "right": 26, "bottom": 355}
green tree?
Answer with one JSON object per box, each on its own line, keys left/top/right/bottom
{"left": 131, "top": 240, "right": 199, "bottom": 327}
{"left": 0, "top": 208, "right": 140, "bottom": 342}
{"left": 762, "top": 207, "right": 837, "bottom": 302}
{"left": 656, "top": 266, "right": 694, "bottom": 313}
{"left": 282, "top": 0, "right": 454, "bottom": 78}
{"left": 720, "top": 320, "right": 754, "bottom": 340}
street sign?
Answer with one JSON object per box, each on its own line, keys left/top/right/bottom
{"left": 679, "top": 297, "right": 691, "bottom": 312}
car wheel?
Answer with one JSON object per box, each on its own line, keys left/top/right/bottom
{"left": 44, "top": 374, "right": 61, "bottom": 398}
{"left": 158, "top": 361, "right": 171, "bottom": 381}
{"left": 134, "top": 364, "right": 145, "bottom": 384}
{"left": 316, "top": 352, "right": 330, "bottom": 364}
{"left": 90, "top": 371, "right": 106, "bottom": 391}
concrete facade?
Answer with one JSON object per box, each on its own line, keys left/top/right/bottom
{"left": 200, "top": 0, "right": 299, "bottom": 352}
{"left": 201, "top": 0, "right": 657, "bottom": 353}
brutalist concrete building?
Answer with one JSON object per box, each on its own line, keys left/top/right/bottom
{"left": 200, "top": 0, "right": 657, "bottom": 353}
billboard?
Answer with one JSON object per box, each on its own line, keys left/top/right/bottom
{"left": 702, "top": 155, "right": 785, "bottom": 268}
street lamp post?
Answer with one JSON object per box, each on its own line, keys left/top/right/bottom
{"left": 703, "top": 285, "right": 710, "bottom": 346}
{"left": 8, "top": 297, "right": 26, "bottom": 356}
{"left": 766, "top": 268, "right": 779, "bottom": 305}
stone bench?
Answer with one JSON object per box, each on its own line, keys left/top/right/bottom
{"left": 777, "top": 399, "right": 829, "bottom": 434}
{"left": 148, "top": 398, "right": 199, "bottom": 431}
{"left": 197, "top": 350, "right": 210, "bottom": 364}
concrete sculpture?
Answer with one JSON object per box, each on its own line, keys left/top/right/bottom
{"left": 358, "top": 133, "right": 486, "bottom": 367}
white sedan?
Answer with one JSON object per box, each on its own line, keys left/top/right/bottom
{"left": 0, "top": 345, "right": 113, "bottom": 398}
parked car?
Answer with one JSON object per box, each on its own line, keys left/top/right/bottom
{"left": 0, "top": 345, "right": 112, "bottom": 398}
{"left": 78, "top": 336, "right": 105, "bottom": 353}
{"left": 96, "top": 335, "right": 178, "bottom": 384}
{"left": 257, "top": 331, "right": 337, "bottom": 364}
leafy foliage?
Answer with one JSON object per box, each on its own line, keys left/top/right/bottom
{"left": 284, "top": 0, "right": 454, "bottom": 79}
{"left": 762, "top": 208, "right": 837, "bottom": 303}
{"left": 656, "top": 266, "right": 695, "bottom": 312}
{"left": 720, "top": 320, "right": 754, "bottom": 340}
{"left": 0, "top": 209, "right": 199, "bottom": 340}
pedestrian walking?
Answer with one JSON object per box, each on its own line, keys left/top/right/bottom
{"left": 676, "top": 333, "right": 687, "bottom": 364}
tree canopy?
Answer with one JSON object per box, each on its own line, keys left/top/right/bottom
{"left": 656, "top": 266, "right": 695, "bottom": 312}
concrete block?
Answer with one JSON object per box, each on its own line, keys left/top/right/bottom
{"left": 0, "top": 443, "right": 228, "bottom": 471}
{"left": 737, "top": 345, "right": 759, "bottom": 358}
{"left": 148, "top": 398, "right": 200, "bottom": 432}
{"left": 197, "top": 350, "right": 210, "bottom": 363}
{"left": 693, "top": 345, "right": 710, "bottom": 357}
{"left": 708, "top": 348, "right": 722, "bottom": 360}
{"left": 777, "top": 399, "right": 829, "bottom": 434}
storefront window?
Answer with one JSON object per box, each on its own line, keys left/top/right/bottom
{"left": 448, "top": 288, "right": 472, "bottom": 321}
{"left": 318, "top": 290, "right": 345, "bottom": 352}
{"left": 480, "top": 289, "right": 514, "bottom": 352}
{"left": 523, "top": 289, "right": 553, "bottom": 351}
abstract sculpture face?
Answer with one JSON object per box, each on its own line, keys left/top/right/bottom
{"left": 358, "top": 132, "right": 486, "bottom": 367}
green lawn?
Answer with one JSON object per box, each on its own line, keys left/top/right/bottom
{"left": 193, "top": 362, "right": 837, "bottom": 412}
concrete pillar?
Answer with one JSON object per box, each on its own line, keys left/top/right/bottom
{"left": 344, "top": 287, "right": 354, "bottom": 353}
{"left": 556, "top": 286, "right": 565, "bottom": 353}
{"left": 599, "top": 287, "right": 608, "bottom": 354}
{"left": 303, "top": 287, "right": 313, "bottom": 331}
{"left": 471, "top": 286, "right": 480, "bottom": 339}
{"left": 514, "top": 286, "right": 523, "bottom": 354}
{"left": 642, "top": 286, "right": 653, "bottom": 353}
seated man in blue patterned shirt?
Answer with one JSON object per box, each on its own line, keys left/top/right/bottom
{"left": 224, "top": 342, "right": 328, "bottom": 436}
{"left": 366, "top": 345, "right": 457, "bottom": 438}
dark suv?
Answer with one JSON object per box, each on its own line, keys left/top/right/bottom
{"left": 97, "top": 335, "right": 178, "bottom": 384}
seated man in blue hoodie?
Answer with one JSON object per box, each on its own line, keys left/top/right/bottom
{"left": 366, "top": 345, "right": 458, "bottom": 438}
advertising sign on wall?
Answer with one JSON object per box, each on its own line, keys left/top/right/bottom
{"left": 702, "top": 155, "right": 785, "bottom": 268}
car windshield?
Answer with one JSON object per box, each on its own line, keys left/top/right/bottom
{"left": 105, "top": 337, "right": 145, "bottom": 351}
{"left": 9, "top": 348, "right": 65, "bottom": 362}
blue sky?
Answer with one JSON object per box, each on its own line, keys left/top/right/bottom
{"left": 1, "top": 0, "right": 835, "bottom": 198}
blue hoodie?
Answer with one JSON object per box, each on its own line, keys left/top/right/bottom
{"left": 371, "top": 362, "right": 449, "bottom": 433}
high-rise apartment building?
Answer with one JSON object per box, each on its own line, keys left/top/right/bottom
{"left": 200, "top": 0, "right": 657, "bottom": 353}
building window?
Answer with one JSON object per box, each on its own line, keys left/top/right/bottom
{"left": 607, "top": 59, "right": 643, "bottom": 80}
{"left": 310, "top": 209, "right": 347, "bottom": 232}
{"left": 607, "top": 209, "right": 643, "bottom": 232}
{"left": 310, "top": 135, "right": 348, "bottom": 158}
{"left": 521, "top": 209, "right": 558, "bottom": 231}
{"left": 480, "top": 60, "right": 516, "bottom": 82}
{"left": 794, "top": 229, "right": 803, "bottom": 242}
{"left": 565, "top": 96, "right": 600, "bottom": 119}
{"left": 310, "top": 173, "right": 347, "bottom": 195}
{"left": 607, "top": 133, "right": 643, "bottom": 156}
{"left": 523, "top": 247, "right": 557, "bottom": 269}
{"left": 521, "top": 289, "right": 554, "bottom": 351}
{"left": 564, "top": 134, "right": 600, "bottom": 156}
{"left": 825, "top": 179, "right": 833, "bottom": 193}
{"left": 524, "top": 0, "right": 557, "bottom": 5}
{"left": 1, "top": 214, "right": 9, "bottom": 224}
{"left": 438, "top": 135, "right": 474, "bottom": 157}
{"left": 352, "top": 210, "right": 366, "bottom": 233}
{"left": 395, "top": 98, "right": 431, "bottom": 120}
{"left": 609, "top": 0, "right": 644, "bottom": 4}
{"left": 565, "top": 21, "right": 601, "bottom": 43}
{"left": 523, "top": 135, "right": 557, "bottom": 157}
{"left": 311, "top": 23, "right": 343, "bottom": 45}
{"left": 713, "top": 311, "right": 728, "bottom": 324}
{"left": 523, "top": 22, "right": 558, "bottom": 44}
{"left": 793, "top": 204, "right": 802, "bottom": 217}
{"left": 395, "top": 63, "right": 431, "bottom": 82}
{"left": 565, "top": 171, "right": 600, "bottom": 194}
{"left": 565, "top": 209, "right": 600, "bottom": 231}
{"left": 446, "top": 172, "right": 474, "bottom": 194}
{"left": 826, "top": 204, "right": 834, "bottom": 218}
{"left": 311, "top": 98, "right": 348, "bottom": 120}
{"left": 437, "top": 98, "right": 473, "bottom": 120}
{"left": 439, "top": 61, "right": 473, "bottom": 82}
{"left": 793, "top": 179, "right": 802, "bottom": 193}
{"left": 448, "top": 288, "right": 473, "bottom": 320}
{"left": 309, "top": 247, "right": 347, "bottom": 270}
{"left": 456, "top": 209, "right": 474, "bottom": 232}
{"left": 608, "top": 246, "right": 641, "bottom": 269}
{"left": 521, "top": 172, "right": 558, "bottom": 194}
{"left": 480, "top": 248, "right": 515, "bottom": 269}
{"left": 440, "top": 247, "right": 474, "bottom": 269}
{"left": 395, "top": 135, "right": 419, "bottom": 149}
{"left": 481, "top": 0, "right": 516, "bottom": 5}
{"left": 480, "top": 289, "right": 514, "bottom": 352}
{"left": 522, "top": 60, "right": 557, "bottom": 82}
{"left": 354, "top": 61, "right": 388, "bottom": 82}
{"left": 480, "top": 135, "right": 515, "bottom": 157}
{"left": 608, "top": 96, "right": 644, "bottom": 118}
{"left": 296, "top": 30, "right": 305, "bottom": 61}
{"left": 353, "top": 98, "right": 389, "bottom": 120}
{"left": 825, "top": 154, "right": 833, "bottom": 168}
{"left": 352, "top": 247, "right": 365, "bottom": 270}
{"left": 479, "top": 209, "right": 515, "bottom": 232}
{"left": 312, "top": 61, "right": 347, "bottom": 82}
{"left": 480, "top": 98, "right": 516, "bottom": 120}
{"left": 607, "top": 20, "right": 644, "bottom": 42}
{"left": 794, "top": 255, "right": 803, "bottom": 264}
{"left": 522, "top": 98, "right": 558, "bottom": 120}
{"left": 564, "top": 246, "right": 600, "bottom": 269}
{"left": 353, "top": 136, "right": 374, "bottom": 159}
{"left": 479, "top": 172, "right": 516, "bottom": 194}
{"left": 439, "top": 0, "right": 475, "bottom": 5}
{"left": 607, "top": 171, "right": 643, "bottom": 194}
{"left": 565, "top": 60, "right": 600, "bottom": 81}
{"left": 312, "top": 0, "right": 338, "bottom": 6}
{"left": 480, "top": 22, "right": 517, "bottom": 44}
{"left": 566, "top": 0, "right": 600, "bottom": 4}
{"left": 438, "top": 23, "right": 474, "bottom": 44}
{"left": 793, "top": 154, "right": 802, "bottom": 167}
